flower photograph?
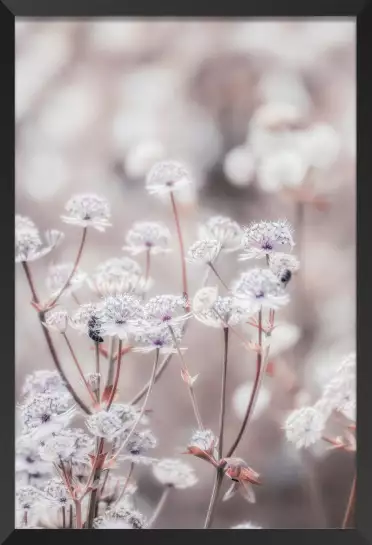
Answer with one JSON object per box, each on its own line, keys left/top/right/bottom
{"left": 15, "top": 18, "right": 355, "bottom": 529}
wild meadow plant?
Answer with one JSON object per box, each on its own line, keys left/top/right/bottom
{"left": 15, "top": 160, "right": 355, "bottom": 529}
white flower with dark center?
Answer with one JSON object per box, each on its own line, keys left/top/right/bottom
{"left": 85, "top": 410, "right": 124, "bottom": 440}
{"left": 15, "top": 215, "right": 64, "bottom": 263}
{"left": 109, "top": 403, "right": 144, "bottom": 430}
{"left": 194, "top": 295, "right": 248, "bottom": 328}
{"left": 144, "top": 294, "right": 189, "bottom": 326}
{"left": 231, "top": 522, "right": 263, "bottom": 529}
{"left": 146, "top": 160, "right": 191, "bottom": 196}
{"left": 187, "top": 239, "right": 222, "bottom": 264}
{"left": 20, "top": 393, "right": 75, "bottom": 441}
{"left": 153, "top": 458, "right": 198, "bottom": 489}
{"left": 232, "top": 268, "right": 289, "bottom": 310}
{"left": 46, "top": 263, "right": 87, "bottom": 297}
{"left": 240, "top": 220, "right": 294, "bottom": 260}
{"left": 123, "top": 221, "right": 172, "bottom": 256}
{"left": 101, "top": 294, "right": 144, "bottom": 340}
{"left": 122, "top": 429, "right": 157, "bottom": 457}
{"left": 133, "top": 322, "right": 183, "bottom": 354}
{"left": 43, "top": 478, "right": 72, "bottom": 507}
{"left": 61, "top": 194, "right": 111, "bottom": 232}
{"left": 43, "top": 308, "right": 69, "bottom": 334}
{"left": 16, "top": 436, "right": 53, "bottom": 483}
{"left": 22, "top": 371, "right": 69, "bottom": 398}
{"left": 199, "top": 216, "right": 243, "bottom": 253}
{"left": 321, "top": 353, "right": 356, "bottom": 421}
{"left": 284, "top": 406, "right": 326, "bottom": 449}
{"left": 39, "top": 428, "right": 94, "bottom": 463}
{"left": 16, "top": 485, "right": 43, "bottom": 511}
{"left": 105, "top": 503, "right": 147, "bottom": 529}
{"left": 268, "top": 252, "right": 300, "bottom": 283}
{"left": 93, "top": 517, "right": 132, "bottom": 529}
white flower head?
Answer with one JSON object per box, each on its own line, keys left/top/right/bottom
{"left": 122, "top": 429, "right": 157, "bottom": 457}
{"left": 16, "top": 485, "right": 43, "bottom": 511}
{"left": 199, "top": 216, "right": 243, "bottom": 253}
{"left": 43, "top": 478, "right": 72, "bottom": 507}
{"left": 187, "top": 239, "right": 222, "bottom": 264}
{"left": 284, "top": 406, "right": 326, "bottom": 449}
{"left": 192, "top": 286, "right": 219, "bottom": 315}
{"left": 233, "top": 381, "right": 271, "bottom": 421}
{"left": 93, "top": 517, "right": 132, "bottom": 529}
{"left": 223, "top": 146, "right": 255, "bottom": 187}
{"left": 69, "top": 303, "right": 104, "bottom": 337}
{"left": 231, "top": 522, "right": 263, "bottom": 529}
{"left": 101, "top": 293, "right": 144, "bottom": 340}
{"left": 85, "top": 410, "right": 124, "bottom": 441}
{"left": 22, "top": 370, "right": 69, "bottom": 398}
{"left": 299, "top": 123, "right": 340, "bottom": 169}
{"left": 123, "top": 221, "right": 172, "bottom": 256}
{"left": 43, "top": 308, "right": 69, "bottom": 334}
{"left": 133, "top": 322, "right": 183, "bottom": 354}
{"left": 240, "top": 220, "right": 295, "bottom": 260}
{"left": 144, "top": 294, "right": 189, "bottom": 326}
{"left": 20, "top": 393, "right": 75, "bottom": 441}
{"left": 268, "top": 252, "right": 300, "bottom": 283}
{"left": 39, "top": 428, "right": 94, "bottom": 463}
{"left": 153, "top": 458, "right": 198, "bottom": 489}
{"left": 194, "top": 295, "right": 249, "bottom": 328}
{"left": 104, "top": 504, "right": 147, "bottom": 529}
{"left": 232, "top": 268, "right": 290, "bottom": 311}
{"left": 61, "top": 194, "right": 111, "bottom": 232}
{"left": 146, "top": 160, "right": 192, "bottom": 196}
{"left": 264, "top": 322, "right": 301, "bottom": 357}
{"left": 16, "top": 436, "right": 53, "bottom": 483}
{"left": 186, "top": 429, "right": 218, "bottom": 461}
{"left": 88, "top": 257, "right": 145, "bottom": 296}
{"left": 15, "top": 215, "right": 64, "bottom": 263}
{"left": 46, "top": 262, "right": 87, "bottom": 297}
{"left": 321, "top": 353, "right": 356, "bottom": 422}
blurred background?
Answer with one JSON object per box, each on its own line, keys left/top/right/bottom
{"left": 15, "top": 19, "right": 356, "bottom": 529}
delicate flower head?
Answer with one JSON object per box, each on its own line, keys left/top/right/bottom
{"left": 109, "top": 403, "right": 140, "bottom": 427}
{"left": 153, "top": 458, "right": 198, "bottom": 489}
{"left": 133, "top": 322, "right": 183, "bottom": 354}
{"left": 144, "top": 294, "right": 189, "bottom": 326}
{"left": 93, "top": 517, "right": 132, "bottom": 529}
{"left": 43, "top": 478, "right": 72, "bottom": 507}
{"left": 192, "top": 286, "right": 219, "bottom": 315}
{"left": 16, "top": 436, "right": 53, "bottom": 483}
{"left": 20, "top": 392, "right": 74, "bottom": 441}
{"left": 146, "top": 160, "right": 191, "bottom": 196}
{"left": 240, "top": 220, "right": 294, "bottom": 260}
{"left": 22, "top": 370, "right": 69, "bottom": 398}
{"left": 85, "top": 410, "right": 125, "bottom": 440}
{"left": 186, "top": 429, "right": 218, "bottom": 464}
{"left": 101, "top": 294, "right": 144, "bottom": 340}
{"left": 43, "top": 308, "right": 69, "bottom": 334}
{"left": 231, "top": 522, "right": 263, "bottom": 529}
{"left": 123, "top": 221, "right": 172, "bottom": 256}
{"left": 88, "top": 257, "right": 147, "bottom": 296}
{"left": 284, "top": 406, "right": 326, "bottom": 449}
{"left": 232, "top": 268, "right": 289, "bottom": 310}
{"left": 321, "top": 353, "right": 356, "bottom": 421}
{"left": 61, "top": 193, "right": 111, "bottom": 232}
{"left": 194, "top": 295, "right": 248, "bottom": 328}
{"left": 15, "top": 215, "right": 64, "bottom": 263}
{"left": 122, "top": 429, "right": 157, "bottom": 457}
{"left": 105, "top": 503, "right": 147, "bottom": 529}
{"left": 268, "top": 252, "right": 300, "bottom": 283}
{"left": 16, "top": 485, "right": 43, "bottom": 511}
{"left": 46, "top": 263, "right": 87, "bottom": 297}
{"left": 39, "top": 428, "right": 94, "bottom": 463}
{"left": 69, "top": 302, "right": 104, "bottom": 338}
{"left": 187, "top": 239, "right": 221, "bottom": 264}
{"left": 199, "top": 216, "right": 243, "bottom": 253}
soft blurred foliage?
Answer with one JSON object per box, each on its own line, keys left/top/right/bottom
{"left": 16, "top": 19, "right": 355, "bottom": 528}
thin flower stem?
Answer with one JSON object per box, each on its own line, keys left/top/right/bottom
{"left": 130, "top": 353, "right": 173, "bottom": 405}
{"left": 147, "top": 486, "right": 172, "bottom": 528}
{"left": 226, "top": 307, "right": 264, "bottom": 458}
{"left": 170, "top": 191, "right": 189, "bottom": 308}
{"left": 203, "top": 327, "right": 229, "bottom": 529}
{"left": 62, "top": 333, "right": 96, "bottom": 404}
{"left": 48, "top": 227, "right": 87, "bottom": 308}
{"left": 208, "top": 262, "right": 229, "bottom": 291}
{"left": 21, "top": 261, "right": 91, "bottom": 414}
{"left": 69, "top": 505, "right": 73, "bottom": 528}
{"left": 105, "top": 336, "right": 117, "bottom": 395}
{"left": 145, "top": 248, "right": 151, "bottom": 283}
{"left": 86, "top": 438, "right": 105, "bottom": 528}
{"left": 342, "top": 473, "right": 356, "bottom": 529}
{"left": 62, "top": 506, "right": 66, "bottom": 528}
{"left": 95, "top": 341, "right": 100, "bottom": 400}
{"left": 112, "top": 349, "right": 160, "bottom": 461}
{"left": 168, "top": 325, "right": 204, "bottom": 430}
{"left": 106, "top": 340, "right": 126, "bottom": 409}
{"left": 74, "top": 500, "right": 82, "bottom": 529}
{"left": 114, "top": 462, "right": 135, "bottom": 506}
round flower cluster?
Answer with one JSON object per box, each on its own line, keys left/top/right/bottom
{"left": 232, "top": 268, "right": 290, "bottom": 310}
{"left": 15, "top": 215, "right": 64, "bottom": 263}
{"left": 198, "top": 216, "right": 243, "bottom": 253}
{"left": 153, "top": 458, "right": 198, "bottom": 489}
{"left": 146, "top": 160, "right": 192, "bottom": 196}
{"left": 240, "top": 220, "right": 294, "bottom": 260}
{"left": 61, "top": 193, "right": 111, "bottom": 232}
{"left": 123, "top": 221, "right": 172, "bottom": 256}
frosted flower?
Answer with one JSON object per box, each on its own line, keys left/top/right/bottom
{"left": 187, "top": 239, "right": 222, "bottom": 264}
{"left": 22, "top": 370, "right": 69, "bottom": 398}
{"left": 46, "top": 263, "right": 87, "bottom": 297}
{"left": 232, "top": 268, "right": 290, "bottom": 310}
{"left": 15, "top": 215, "right": 64, "bottom": 263}
{"left": 194, "top": 295, "right": 248, "bottom": 328}
{"left": 43, "top": 308, "right": 69, "bottom": 334}
{"left": 153, "top": 458, "right": 197, "bottom": 489}
{"left": 146, "top": 160, "right": 191, "bottom": 196}
{"left": 199, "top": 216, "right": 243, "bottom": 253}
{"left": 192, "top": 286, "right": 219, "bottom": 315}
{"left": 133, "top": 322, "right": 183, "bottom": 354}
{"left": 109, "top": 403, "right": 140, "bottom": 428}
{"left": 39, "top": 428, "right": 94, "bottom": 463}
{"left": 93, "top": 517, "right": 132, "bottom": 529}
{"left": 123, "top": 221, "right": 172, "bottom": 256}
{"left": 257, "top": 150, "right": 308, "bottom": 193}
{"left": 105, "top": 504, "right": 147, "bottom": 529}
{"left": 43, "top": 478, "right": 72, "bottom": 507}
{"left": 284, "top": 406, "right": 326, "bottom": 449}
{"left": 61, "top": 193, "right": 111, "bottom": 232}
{"left": 268, "top": 252, "right": 300, "bottom": 283}
{"left": 231, "top": 522, "right": 262, "bottom": 529}
{"left": 321, "top": 353, "right": 356, "bottom": 421}
{"left": 85, "top": 410, "right": 125, "bottom": 440}
{"left": 20, "top": 393, "right": 74, "bottom": 441}
{"left": 223, "top": 146, "right": 255, "bottom": 187}
{"left": 101, "top": 294, "right": 144, "bottom": 340}
{"left": 240, "top": 220, "right": 294, "bottom": 260}
{"left": 16, "top": 437, "right": 53, "bottom": 483}
{"left": 144, "top": 294, "right": 189, "bottom": 326}
{"left": 16, "top": 485, "right": 43, "bottom": 511}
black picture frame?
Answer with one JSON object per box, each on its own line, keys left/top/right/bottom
{"left": 3, "top": 1, "right": 371, "bottom": 544}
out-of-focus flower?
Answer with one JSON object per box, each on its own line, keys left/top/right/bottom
{"left": 125, "top": 140, "right": 166, "bottom": 179}
{"left": 15, "top": 215, "right": 64, "bottom": 263}
{"left": 120, "top": 429, "right": 157, "bottom": 458}
{"left": 97, "top": 503, "right": 147, "bottom": 529}
{"left": 16, "top": 485, "right": 43, "bottom": 511}
{"left": 133, "top": 322, "right": 183, "bottom": 354}
{"left": 198, "top": 216, "right": 243, "bottom": 253}
{"left": 39, "top": 428, "right": 94, "bottom": 463}
{"left": 233, "top": 382, "right": 271, "bottom": 421}
{"left": 88, "top": 257, "right": 144, "bottom": 297}
{"left": 43, "top": 308, "right": 69, "bottom": 334}
{"left": 257, "top": 150, "right": 307, "bottom": 193}
{"left": 299, "top": 123, "right": 340, "bottom": 169}
{"left": 43, "top": 478, "right": 72, "bottom": 507}
{"left": 146, "top": 160, "right": 192, "bottom": 196}
{"left": 232, "top": 268, "right": 290, "bottom": 310}
{"left": 250, "top": 102, "right": 304, "bottom": 133}
{"left": 321, "top": 352, "right": 356, "bottom": 422}
{"left": 186, "top": 239, "right": 221, "bottom": 264}
{"left": 93, "top": 517, "right": 132, "bottom": 529}
{"left": 240, "top": 220, "right": 294, "bottom": 260}
{"left": 283, "top": 406, "right": 326, "bottom": 449}
{"left": 46, "top": 263, "right": 87, "bottom": 298}
{"left": 123, "top": 221, "right": 172, "bottom": 256}
{"left": 231, "top": 522, "right": 263, "bottom": 529}
{"left": 192, "top": 286, "right": 219, "bottom": 315}
{"left": 194, "top": 295, "right": 248, "bottom": 328}
{"left": 100, "top": 294, "right": 144, "bottom": 340}
{"left": 16, "top": 436, "right": 53, "bottom": 485}
{"left": 153, "top": 458, "right": 198, "bottom": 489}
{"left": 22, "top": 370, "right": 69, "bottom": 398}
{"left": 144, "top": 294, "right": 189, "bottom": 326}
{"left": 221, "top": 457, "right": 261, "bottom": 503}
{"left": 69, "top": 303, "right": 103, "bottom": 336}
{"left": 223, "top": 146, "right": 255, "bottom": 187}
{"left": 61, "top": 194, "right": 111, "bottom": 232}
{"left": 263, "top": 322, "right": 301, "bottom": 358}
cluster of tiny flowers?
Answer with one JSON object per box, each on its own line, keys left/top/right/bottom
{"left": 232, "top": 268, "right": 290, "bottom": 310}
{"left": 123, "top": 221, "right": 172, "bottom": 255}
{"left": 43, "top": 308, "right": 69, "bottom": 334}
{"left": 88, "top": 257, "right": 150, "bottom": 297}
{"left": 15, "top": 215, "right": 64, "bottom": 263}
{"left": 43, "top": 478, "right": 72, "bottom": 507}
{"left": 99, "top": 293, "right": 144, "bottom": 340}
{"left": 198, "top": 216, "right": 243, "bottom": 253}
{"left": 143, "top": 294, "right": 189, "bottom": 325}
{"left": 16, "top": 436, "right": 53, "bottom": 487}
{"left": 146, "top": 160, "right": 192, "bottom": 196}
{"left": 22, "top": 370, "right": 69, "bottom": 398}
{"left": 187, "top": 239, "right": 222, "bottom": 264}
{"left": 240, "top": 220, "right": 294, "bottom": 260}
{"left": 39, "top": 428, "right": 94, "bottom": 463}
{"left": 46, "top": 262, "right": 87, "bottom": 297}
{"left": 193, "top": 295, "right": 247, "bottom": 328}
{"left": 100, "top": 503, "right": 147, "bottom": 529}
{"left": 283, "top": 406, "right": 326, "bottom": 449}
{"left": 133, "top": 322, "right": 183, "bottom": 354}
{"left": 320, "top": 353, "right": 356, "bottom": 422}
{"left": 61, "top": 193, "right": 111, "bottom": 232}
{"left": 153, "top": 458, "right": 198, "bottom": 489}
